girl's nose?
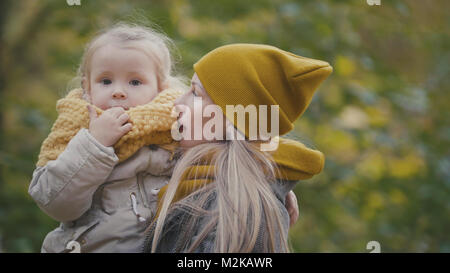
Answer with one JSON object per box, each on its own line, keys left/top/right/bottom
{"left": 112, "top": 89, "right": 127, "bottom": 99}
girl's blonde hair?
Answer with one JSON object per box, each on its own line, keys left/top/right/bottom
{"left": 70, "top": 22, "right": 188, "bottom": 97}
{"left": 150, "top": 127, "right": 290, "bottom": 253}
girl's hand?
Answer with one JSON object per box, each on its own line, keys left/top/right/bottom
{"left": 87, "top": 105, "right": 132, "bottom": 147}
{"left": 285, "top": 190, "right": 299, "bottom": 227}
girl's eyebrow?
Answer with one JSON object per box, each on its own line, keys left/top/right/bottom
{"left": 127, "top": 71, "right": 146, "bottom": 76}
{"left": 94, "top": 70, "right": 112, "bottom": 76}
{"left": 94, "top": 71, "right": 113, "bottom": 79}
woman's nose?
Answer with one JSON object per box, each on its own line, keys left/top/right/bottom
{"left": 173, "top": 97, "right": 186, "bottom": 117}
{"left": 173, "top": 104, "right": 184, "bottom": 120}
{"left": 112, "top": 90, "right": 127, "bottom": 99}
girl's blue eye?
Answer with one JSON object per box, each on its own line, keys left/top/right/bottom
{"left": 130, "top": 79, "right": 141, "bottom": 86}
{"left": 102, "top": 79, "right": 112, "bottom": 85}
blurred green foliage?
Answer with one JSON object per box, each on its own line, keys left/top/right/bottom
{"left": 0, "top": 0, "right": 449, "bottom": 252}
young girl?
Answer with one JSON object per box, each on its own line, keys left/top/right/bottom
{"left": 29, "top": 23, "right": 188, "bottom": 253}
{"left": 145, "top": 44, "right": 332, "bottom": 253}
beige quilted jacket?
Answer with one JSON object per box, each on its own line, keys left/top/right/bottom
{"left": 29, "top": 128, "right": 178, "bottom": 253}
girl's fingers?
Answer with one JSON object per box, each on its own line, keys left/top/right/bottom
{"left": 107, "top": 106, "right": 126, "bottom": 118}
{"left": 121, "top": 123, "right": 132, "bottom": 133}
{"left": 117, "top": 113, "right": 130, "bottom": 125}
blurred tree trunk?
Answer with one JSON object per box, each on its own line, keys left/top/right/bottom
{"left": 0, "top": 0, "right": 52, "bottom": 186}
{"left": 0, "top": 0, "right": 12, "bottom": 186}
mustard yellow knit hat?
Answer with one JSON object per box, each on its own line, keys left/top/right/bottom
{"left": 193, "top": 43, "right": 332, "bottom": 137}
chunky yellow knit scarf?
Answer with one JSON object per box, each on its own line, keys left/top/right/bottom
{"left": 155, "top": 137, "right": 325, "bottom": 218}
{"left": 36, "top": 88, "right": 184, "bottom": 167}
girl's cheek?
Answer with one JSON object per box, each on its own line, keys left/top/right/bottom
{"left": 91, "top": 93, "right": 108, "bottom": 109}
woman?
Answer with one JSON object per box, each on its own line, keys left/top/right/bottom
{"left": 144, "top": 43, "right": 332, "bottom": 252}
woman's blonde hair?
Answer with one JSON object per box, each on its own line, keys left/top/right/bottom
{"left": 70, "top": 22, "right": 188, "bottom": 97}
{"left": 150, "top": 127, "right": 290, "bottom": 253}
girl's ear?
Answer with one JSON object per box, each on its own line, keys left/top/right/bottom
{"left": 81, "top": 76, "right": 89, "bottom": 92}
{"left": 82, "top": 91, "right": 91, "bottom": 102}
{"left": 81, "top": 76, "right": 86, "bottom": 89}
{"left": 81, "top": 76, "right": 91, "bottom": 102}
